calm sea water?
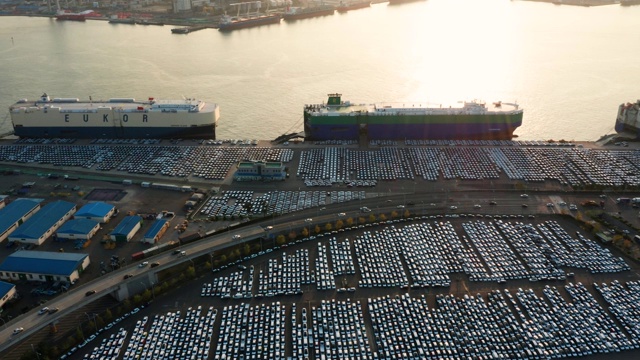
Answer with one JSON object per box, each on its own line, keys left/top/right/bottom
{"left": 0, "top": 0, "right": 638, "bottom": 141}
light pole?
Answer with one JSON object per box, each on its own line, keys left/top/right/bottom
{"left": 31, "top": 344, "right": 41, "bottom": 360}
{"left": 139, "top": 281, "right": 148, "bottom": 296}
{"left": 85, "top": 312, "right": 98, "bottom": 332}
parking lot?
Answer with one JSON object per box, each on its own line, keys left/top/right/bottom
{"left": 0, "top": 139, "right": 639, "bottom": 190}
{"left": 2, "top": 138, "right": 640, "bottom": 359}
{"left": 58, "top": 214, "right": 640, "bottom": 360}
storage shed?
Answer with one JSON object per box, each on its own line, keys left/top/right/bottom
{"left": 143, "top": 219, "right": 170, "bottom": 244}
{"left": 56, "top": 218, "right": 100, "bottom": 241}
{"left": 74, "top": 202, "right": 116, "bottom": 223}
{"left": 8, "top": 200, "right": 76, "bottom": 246}
{"left": 110, "top": 215, "right": 142, "bottom": 242}
{"left": 0, "top": 281, "right": 17, "bottom": 309}
{"left": 0, "top": 198, "right": 41, "bottom": 243}
{"left": 0, "top": 195, "right": 8, "bottom": 209}
{"left": 0, "top": 250, "right": 90, "bottom": 284}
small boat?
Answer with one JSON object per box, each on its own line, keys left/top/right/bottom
{"left": 109, "top": 17, "right": 136, "bottom": 24}
{"left": 136, "top": 19, "right": 165, "bottom": 26}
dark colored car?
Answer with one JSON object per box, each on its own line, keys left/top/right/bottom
{"left": 85, "top": 290, "right": 96, "bottom": 296}
{"left": 48, "top": 307, "right": 59, "bottom": 314}
{"left": 150, "top": 262, "right": 160, "bottom": 268}
{"left": 123, "top": 274, "right": 133, "bottom": 279}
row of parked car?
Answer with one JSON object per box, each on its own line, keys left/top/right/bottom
{"left": 295, "top": 145, "right": 640, "bottom": 188}
{"left": 80, "top": 279, "right": 640, "bottom": 360}
{"left": 201, "top": 216, "right": 630, "bottom": 302}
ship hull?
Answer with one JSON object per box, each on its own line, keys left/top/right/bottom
{"left": 337, "top": 2, "right": 371, "bottom": 12}
{"left": 56, "top": 15, "right": 86, "bottom": 21}
{"left": 304, "top": 113, "right": 523, "bottom": 140}
{"left": 283, "top": 8, "right": 335, "bottom": 21}
{"left": 12, "top": 124, "right": 215, "bottom": 139}
{"left": 388, "top": 0, "right": 425, "bottom": 5}
{"left": 218, "top": 15, "right": 281, "bottom": 31}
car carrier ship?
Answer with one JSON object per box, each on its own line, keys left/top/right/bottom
{"left": 303, "top": 93, "right": 523, "bottom": 141}
{"left": 615, "top": 100, "right": 640, "bottom": 139}
{"left": 9, "top": 94, "right": 219, "bottom": 139}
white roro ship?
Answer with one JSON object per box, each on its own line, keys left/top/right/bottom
{"left": 9, "top": 94, "right": 220, "bottom": 139}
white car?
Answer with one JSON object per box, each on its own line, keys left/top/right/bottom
{"left": 450, "top": 206, "right": 458, "bottom": 210}
{"left": 232, "top": 234, "right": 241, "bottom": 239}
{"left": 138, "top": 261, "right": 149, "bottom": 268}
{"left": 13, "top": 327, "right": 24, "bottom": 335}
{"left": 38, "top": 307, "right": 49, "bottom": 315}
{"left": 473, "top": 204, "right": 482, "bottom": 209}
{"left": 520, "top": 194, "right": 529, "bottom": 198}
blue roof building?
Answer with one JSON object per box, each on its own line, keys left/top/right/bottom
{"left": 0, "top": 280, "right": 17, "bottom": 308}
{"left": 8, "top": 200, "right": 76, "bottom": 245}
{"left": 0, "top": 198, "right": 41, "bottom": 243}
{"left": 0, "top": 250, "right": 90, "bottom": 283}
{"left": 56, "top": 218, "right": 100, "bottom": 240}
{"left": 75, "top": 202, "right": 116, "bottom": 223}
{"left": 111, "top": 215, "right": 142, "bottom": 242}
{"left": 143, "top": 219, "right": 169, "bottom": 244}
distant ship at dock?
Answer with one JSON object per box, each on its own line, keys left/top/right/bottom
{"left": 304, "top": 93, "right": 523, "bottom": 141}
{"left": 336, "top": 0, "right": 371, "bottom": 12}
{"left": 218, "top": 1, "right": 282, "bottom": 31}
{"left": 9, "top": 93, "right": 220, "bottom": 139}
{"left": 615, "top": 100, "right": 640, "bottom": 139}
{"left": 283, "top": 4, "right": 336, "bottom": 21}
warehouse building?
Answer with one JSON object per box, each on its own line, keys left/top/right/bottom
{"left": 143, "top": 219, "right": 170, "bottom": 244}
{"left": 56, "top": 218, "right": 100, "bottom": 241}
{"left": 110, "top": 215, "right": 142, "bottom": 242}
{"left": 74, "top": 202, "right": 116, "bottom": 223}
{"left": 0, "top": 198, "right": 42, "bottom": 244}
{"left": 0, "top": 281, "right": 17, "bottom": 309}
{"left": 0, "top": 250, "right": 90, "bottom": 283}
{"left": 0, "top": 195, "right": 8, "bottom": 209}
{"left": 8, "top": 200, "right": 76, "bottom": 246}
{"left": 234, "top": 160, "right": 286, "bottom": 181}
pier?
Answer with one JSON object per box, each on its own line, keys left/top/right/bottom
{"left": 170, "top": 25, "right": 212, "bottom": 34}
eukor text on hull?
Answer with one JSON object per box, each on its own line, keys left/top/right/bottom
{"left": 9, "top": 94, "right": 219, "bottom": 139}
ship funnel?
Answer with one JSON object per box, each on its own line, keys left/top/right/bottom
{"left": 327, "top": 93, "right": 342, "bottom": 106}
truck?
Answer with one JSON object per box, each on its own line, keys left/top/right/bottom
{"left": 616, "top": 198, "right": 631, "bottom": 204}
